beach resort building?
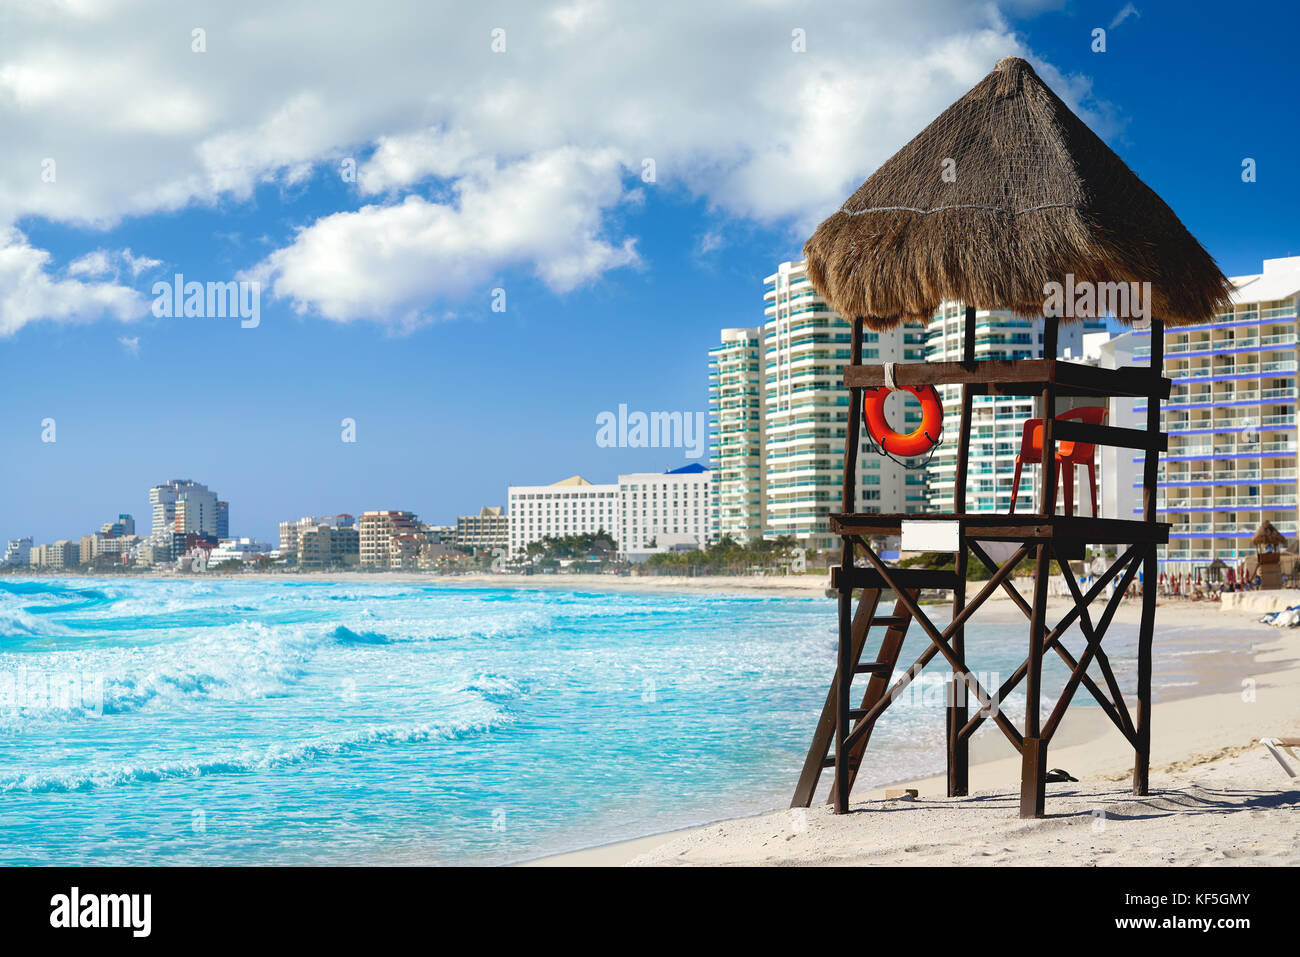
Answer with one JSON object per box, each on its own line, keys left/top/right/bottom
{"left": 134, "top": 535, "right": 177, "bottom": 568}
{"left": 99, "top": 514, "right": 135, "bottom": 537}
{"left": 709, "top": 327, "right": 765, "bottom": 543}
{"left": 279, "top": 514, "right": 355, "bottom": 562}
{"left": 616, "top": 464, "right": 713, "bottom": 559}
{"left": 358, "top": 510, "right": 421, "bottom": 568}
{"left": 295, "top": 524, "right": 359, "bottom": 569}
{"left": 29, "top": 540, "right": 80, "bottom": 569}
{"left": 764, "top": 260, "right": 931, "bottom": 551}
{"left": 79, "top": 532, "right": 140, "bottom": 565}
{"left": 925, "top": 305, "right": 1105, "bottom": 514}
{"left": 150, "top": 479, "right": 221, "bottom": 538}
{"left": 455, "top": 507, "right": 508, "bottom": 552}
{"left": 208, "top": 538, "right": 276, "bottom": 565}
{"left": 707, "top": 261, "right": 928, "bottom": 554}
{"left": 1137, "top": 254, "right": 1300, "bottom": 573}
{"left": 3, "top": 537, "right": 32, "bottom": 567}
{"left": 506, "top": 476, "right": 620, "bottom": 558}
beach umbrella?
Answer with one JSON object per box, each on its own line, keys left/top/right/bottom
{"left": 802, "top": 57, "right": 1232, "bottom": 330}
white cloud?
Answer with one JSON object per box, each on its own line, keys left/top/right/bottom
{"left": 358, "top": 128, "right": 478, "bottom": 195}
{"left": 0, "top": 0, "right": 1097, "bottom": 325}
{"left": 118, "top": 335, "right": 140, "bottom": 356}
{"left": 696, "top": 231, "right": 725, "bottom": 256}
{"left": 67, "top": 247, "right": 163, "bottom": 281}
{"left": 1110, "top": 3, "right": 1140, "bottom": 29}
{"left": 67, "top": 249, "right": 114, "bottom": 278}
{"left": 0, "top": 229, "right": 146, "bottom": 336}
{"left": 252, "top": 148, "right": 639, "bottom": 324}
{"left": 123, "top": 249, "right": 162, "bottom": 276}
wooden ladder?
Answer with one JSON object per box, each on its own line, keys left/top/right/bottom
{"left": 790, "top": 586, "right": 919, "bottom": 808}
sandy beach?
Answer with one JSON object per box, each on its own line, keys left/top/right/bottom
{"left": 526, "top": 596, "right": 1300, "bottom": 866}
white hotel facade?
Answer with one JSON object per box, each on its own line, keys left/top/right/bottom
{"left": 1135, "top": 255, "right": 1300, "bottom": 573}
{"left": 507, "top": 467, "right": 713, "bottom": 560}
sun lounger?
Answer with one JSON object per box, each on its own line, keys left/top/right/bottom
{"left": 1260, "top": 737, "right": 1300, "bottom": 778}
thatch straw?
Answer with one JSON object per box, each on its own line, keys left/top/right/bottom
{"left": 1252, "top": 520, "right": 1287, "bottom": 548}
{"left": 804, "top": 57, "right": 1233, "bottom": 329}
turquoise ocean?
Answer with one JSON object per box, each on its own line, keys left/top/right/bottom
{"left": 0, "top": 577, "right": 1237, "bottom": 865}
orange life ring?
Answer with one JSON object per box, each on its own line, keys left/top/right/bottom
{"left": 862, "top": 385, "right": 943, "bottom": 457}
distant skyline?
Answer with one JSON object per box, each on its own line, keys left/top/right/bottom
{"left": 3, "top": 1, "right": 1298, "bottom": 544}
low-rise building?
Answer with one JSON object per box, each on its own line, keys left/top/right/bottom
{"left": 208, "top": 538, "right": 276, "bottom": 565}
{"left": 2, "top": 537, "right": 32, "bottom": 567}
{"left": 135, "top": 535, "right": 174, "bottom": 568}
{"left": 280, "top": 514, "right": 354, "bottom": 562}
{"left": 358, "top": 510, "right": 421, "bottom": 567}
{"left": 507, "top": 476, "right": 620, "bottom": 558}
{"left": 30, "top": 540, "right": 80, "bottom": 569}
{"left": 297, "top": 525, "right": 360, "bottom": 569}
{"left": 455, "top": 507, "right": 508, "bottom": 552}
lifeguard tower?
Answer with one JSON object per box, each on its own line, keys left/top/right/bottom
{"left": 790, "top": 57, "right": 1233, "bottom": 818}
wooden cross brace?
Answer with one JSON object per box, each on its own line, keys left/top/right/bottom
{"left": 961, "top": 542, "right": 1142, "bottom": 749}
{"left": 841, "top": 537, "right": 1029, "bottom": 756}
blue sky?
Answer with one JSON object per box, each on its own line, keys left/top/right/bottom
{"left": 1, "top": 0, "right": 1296, "bottom": 544}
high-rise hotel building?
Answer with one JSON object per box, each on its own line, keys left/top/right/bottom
{"left": 925, "top": 307, "right": 1105, "bottom": 514}
{"left": 1138, "top": 255, "right": 1300, "bottom": 573}
{"left": 708, "top": 327, "right": 765, "bottom": 543}
{"left": 710, "top": 261, "right": 928, "bottom": 553}
{"left": 149, "top": 479, "right": 220, "bottom": 538}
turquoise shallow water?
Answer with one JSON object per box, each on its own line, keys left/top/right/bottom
{"left": 0, "top": 577, "right": 1223, "bottom": 865}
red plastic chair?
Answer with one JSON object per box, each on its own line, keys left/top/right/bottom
{"left": 1008, "top": 407, "right": 1107, "bottom": 516}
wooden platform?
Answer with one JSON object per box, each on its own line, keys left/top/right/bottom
{"left": 844, "top": 357, "right": 1170, "bottom": 399}
{"left": 829, "top": 512, "right": 1170, "bottom": 546}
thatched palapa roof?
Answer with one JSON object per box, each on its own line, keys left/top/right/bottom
{"left": 804, "top": 57, "right": 1232, "bottom": 329}
{"left": 1252, "top": 520, "right": 1287, "bottom": 548}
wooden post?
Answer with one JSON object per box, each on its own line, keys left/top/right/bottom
{"left": 947, "top": 306, "right": 976, "bottom": 797}
{"left": 1134, "top": 319, "right": 1163, "bottom": 795}
{"left": 835, "top": 316, "right": 866, "bottom": 814}
{"left": 1020, "top": 318, "right": 1058, "bottom": 818}
{"left": 1040, "top": 319, "right": 1059, "bottom": 515}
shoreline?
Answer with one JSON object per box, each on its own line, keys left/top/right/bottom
{"left": 13, "top": 567, "right": 1291, "bottom": 606}
{"left": 2, "top": 569, "right": 835, "bottom": 599}
{"left": 523, "top": 598, "right": 1300, "bottom": 866}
